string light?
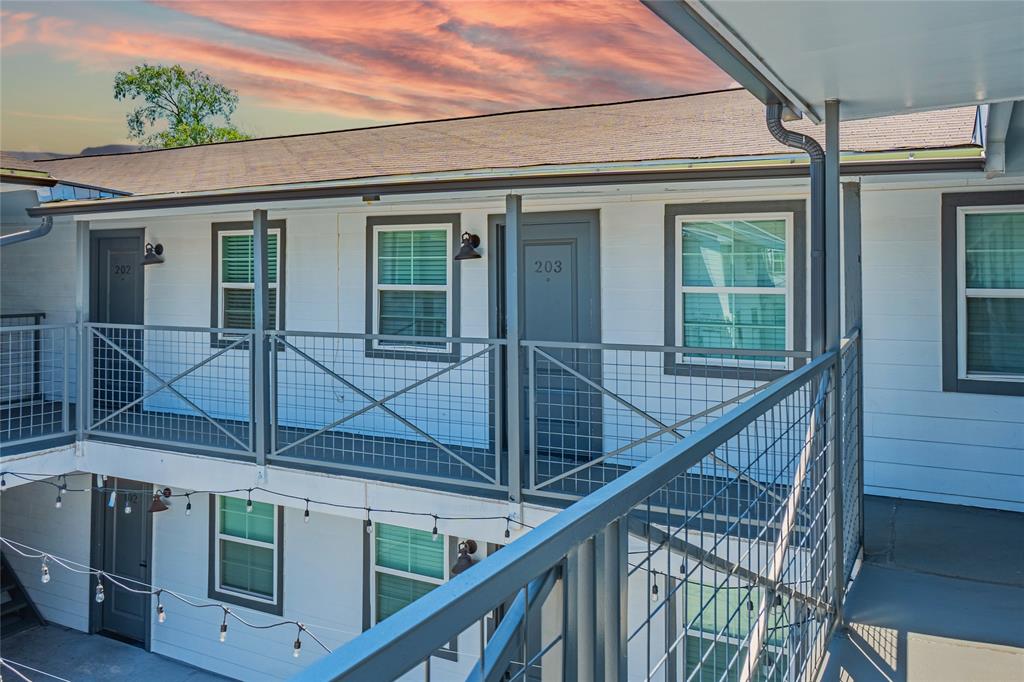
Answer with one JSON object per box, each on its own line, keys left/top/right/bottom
{"left": 651, "top": 581, "right": 660, "bottom": 602}
{"left": 304, "top": 499, "right": 310, "bottom": 524}
{"left": 40, "top": 558, "right": 50, "bottom": 584}
{"left": 0, "top": 471, "right": 534, "bottom": 538}
{"left": 1, "top": 473, "right": 6, "bottom": 489}
{"left": 124, "top": 497, "right": 132, "bottom": 515}
{"left": 2, "top": 536, "right": 333, "bottom": 659}
{"left": 54, "top": 492, "right": 62, "bottom": 509}
{"left": 293, "top": 625, "right": 304, "bottom": 658}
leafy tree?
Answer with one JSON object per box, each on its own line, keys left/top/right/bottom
{"left": 114, "top": 64, "right": 250, "bottom": 147}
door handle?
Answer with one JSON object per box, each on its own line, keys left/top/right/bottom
{"left": 139, "top": 561, "right": 148, "bottom": 568}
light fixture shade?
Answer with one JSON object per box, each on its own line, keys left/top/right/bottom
{"left": 149, "top": 494, "right": 169, "bottom": 513}
{"left": 143, "top": 242, "right": 165, "bottom": 265}
{"left": 454, "top": 232, "right": 481, "bottom": 260}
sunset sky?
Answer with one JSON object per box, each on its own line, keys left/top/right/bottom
{"left": 1, "top": 1, "right": 731, "bottom": 154}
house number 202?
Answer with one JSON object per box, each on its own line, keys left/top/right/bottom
{"left": 113, "top": 264, "right": 132, "bottom": 275}
{"left": 534, "top": 259, "right": 563, "bottom": 273}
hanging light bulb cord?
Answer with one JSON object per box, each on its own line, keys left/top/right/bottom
{"left": 0, "top": 471, "right": 535, "bottom": 533}
{"left": 1, "top": 536, "right": 330, "bottom": 655}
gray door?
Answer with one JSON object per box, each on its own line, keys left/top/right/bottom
{"left": 96, "top": 477, "right": 151, "bottom": 644}
{"left": 91, "top": 231, "right": 144, "bottom": 416}
{"left": 491, "top": 211, "right": 602, "bottom": 469}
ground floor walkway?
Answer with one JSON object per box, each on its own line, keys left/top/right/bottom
{"left": 822, "top": 496, "right": 1024, "bottom": 681}
{"left": 1, "top": 624, "right": 230, "bottom": 682}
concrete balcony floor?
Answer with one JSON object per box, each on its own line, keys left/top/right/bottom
{"left": 822, "top": 496, "right": 1024, "bottom": 681}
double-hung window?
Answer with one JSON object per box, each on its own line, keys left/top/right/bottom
{"left": 942, "top": 192, "right": 1024, "bottom": 395}
{"left": 957, "top": 208, "right": 1024, "bottom": 380}
{"left": 371, "top": 221, "right": 453, "bottom": 351}
{"left": 675, "top": 213, "right": 792, "bottom": 369}
{"left": 213, "top": 221, "right": 285, "bottom": 334}
{"left": 210, "top": 495, "right": 282, "bottom": 614}
{"left": 372, "top": 523, "right": 445, "bottom": 623}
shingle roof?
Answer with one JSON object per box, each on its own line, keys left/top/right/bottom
{"left": 33, "top": 89, "right": 977, "bottom": 198}
{"left": 0, "top": 152, "right": 53, "bottom": 175}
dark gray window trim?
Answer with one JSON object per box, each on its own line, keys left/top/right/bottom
{"left": 664, "top": 200, "right": 807, "bottom": 380}
{"left": 210, "top": 220, "right": 287, "bottom": 348}
{"left": 941, "top": 190, "right": 1024, "bottom": 397}
{"left": 364, "top": 214, "right": 462, "bottom": 363}
{"left": 361, "top": 523, "right": 458, "bottom": 661}
{"left": 207, "top": 494, "right": 285, "bottom": 616}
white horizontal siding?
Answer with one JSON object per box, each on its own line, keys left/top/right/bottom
{"left": 860, "top": 184, "right": 1024, "bottom": 512}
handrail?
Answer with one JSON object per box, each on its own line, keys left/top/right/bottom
{"left": 270, "top": 329, "right": 507, "bottom": 345}
{"left": 292, "top": 349, "right": 838, "bottom": 682}
{"left": 520, "top": 338, "right": 812, "bottom": 358}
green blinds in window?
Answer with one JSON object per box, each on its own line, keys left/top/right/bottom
{"left": 965, "top": 212, "right": 1024, "bottom": 288}
{"left": 378, "top": 230, "right": 447, "bottom": 285}
{"left": 223, "top": 288, "right": 277, "bottom": 329}
{"left": 682, "top": 219, "right": 786, "bottom": 288}
{"left": 220, "top": 496, "right": 275, "bottom": 543}
{"left": 220, "top": 539, "right": 275, "bottom": 597}
{"left": 683, "top": 635, "right": 785, "bottom": 682}
{"left": 964, "top": 212, "right": 1024, "bottom": 376}
{"left": 221, "top": 233, "right": 278, "bottom": 283}
{"left": 375, "top": 523, "right": 445, "bottom": 579}
{"left": 683, "top": 293, "right": 786, "bottom": 359}
{"left": 379, "top": 291, "right": 447, "bottom": 339}
{"left": 376, "top": 572, "right": 437, "bottom": 621}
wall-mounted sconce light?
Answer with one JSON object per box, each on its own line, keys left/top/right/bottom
{"left": 143, "top": 242, "right": 165, "bottom": 265}
{"left": 454, "top": 232, "right": 481, "bottom": 261}
{"left": 149, "top": 487, "right": 173, "bottom": 513}
{"left": 450, "top": 539, "right": 478, "bottom": 575}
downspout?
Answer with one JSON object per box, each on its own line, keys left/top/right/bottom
{"left": 0, "top": 216, "right": 53, "bottom": 247}
{"left": 766, "top": 103, "right": 826, "bottom": 357}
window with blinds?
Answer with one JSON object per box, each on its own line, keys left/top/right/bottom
{"left": 960, "top": 210, "right": 1024, "bottom": 379}
{"left": 374, "top": 227, "right": 450, "bottom": 348}
{"left": 373, "top": 523, "right": 445, "bottom": 622}
{"left": 213, "top": 495, "right": 279, "bottom": 608}
{"left": 678, "top": 216, "right": 790, "bottom": 362}
{"left": 218, "top": 230, "right": 281, "bottom": 330}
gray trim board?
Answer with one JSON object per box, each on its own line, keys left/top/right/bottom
{"left": 210, "top": 220, "right": 287, "bottom": 348}
{"left": 940, "top": 190, "right": 1024, "bottom": 396}
{"left": 664, "top": 200, "right": 807, "bottom": 380}
{"left": 207, "top": 494, "right": 286, "bottom": 616}
{"left": 364, "top": 213, "right": 462, "bottom": 363}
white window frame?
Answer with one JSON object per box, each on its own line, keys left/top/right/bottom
{"left": 217, "top": 228, "right": 282, "bottom": 331}
{"left": 956, "top": 205, "right": 1024, "bottom": 382}
{"left": 675, "top": 213, "right": 794, "bottom": 369}
{"left": 371, "top": 224, "right": 453, "bottom": 352}
{"left": 213, "top": 495, "right": 280, "bottom": 607}
{"left": 369, "top": 523, "right": 448, "bottom": 625}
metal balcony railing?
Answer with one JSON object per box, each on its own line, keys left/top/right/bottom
{"left": 293, "top": 337, "right": 863, "bottom": 682}
{"left": 0, "top": 322, "right": 76, "bottom": 451}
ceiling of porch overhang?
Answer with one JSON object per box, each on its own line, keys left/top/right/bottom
{"left": 648, "top": 0, "right": 1024, "bottom": 123}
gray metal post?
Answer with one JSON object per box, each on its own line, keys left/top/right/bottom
{"left": 825, "top": 100, "right": 846, "bottom": 613}
{"left": 75, "top": 220, "right": 90, "bottom": 438}
{"left": 595, "top": 519, "right": 628, "bottom": 682}
{"left": 576, "top": 537, "right": 597, "bottom": 682}
{"left": 505, "top": 194, "right": 523, "bottom": 504}
{"left": 666, "top": 574, "right": 679, "bottom": 682}
{"left": 842, "top": 181, "right": 865, "bottom": 556}
{"left": 253, "top": 209, "right": 271, "bottom": 466}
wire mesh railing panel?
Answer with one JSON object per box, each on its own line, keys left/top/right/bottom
{"left": 297, "top": 353, "right": 846, "bottom": 682}
{"left": 85, "top": 324, "right": 254, "bottom": 456}
{"left": 628, "top": 365, "right": 836, "bottom": 682}
{"left": 524, "top": 341, "right": 809, "bottom": 498}
{"left": 269, "top": 332, "right": 503, "bottom": 487}
{"left": 0, "top": 324, "right": 75, "bottom": 448}
{"left": 839, "top": 333, "right": 863, "bottom": 582}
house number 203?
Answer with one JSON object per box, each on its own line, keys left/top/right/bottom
{"left": 534, "top": 259, "right": 563, "bottom": 273}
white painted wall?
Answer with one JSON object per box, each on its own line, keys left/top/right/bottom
{"left": 0, "top": 474, "right": 92, "bottom": 631}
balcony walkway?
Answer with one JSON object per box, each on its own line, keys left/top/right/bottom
{"left": 822, "top": 495, "right": 1024, "bottom": 681}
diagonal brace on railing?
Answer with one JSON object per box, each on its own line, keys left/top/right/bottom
{"left": 273, "top": 338, "right": 496, "bottom": 483}
{"left": 88, "top": 328, "right": 250, "bottom": 451}
{"left": 531, "top": 348, "right": 803, "bottom": 518}
{"left": 738, "top": 371, "right": 831, "bottom": 682}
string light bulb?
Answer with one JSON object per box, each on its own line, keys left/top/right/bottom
{"left": 364, "top": 509, "right": 372, "bottom": 534}
{"left": 1, "top": 473, "right": 7, "bottom": 489}
{"left": 41, "top": 558, "right": 50, "bottom": 584}
{"left": 156, "top": 592, "right": 166, "bottom": 623}
{"left": 293, "top": 626, "right": 304, "bottom": 658}
{"left": 124, "top": 498, "right": 132, "bottom": 515}
{"left": 185, "top": 495, "right": 192, "bottom": 516}
{"left": 55, "top": 493, "right": 62, "bottom": 509}
{"left": 651, "top": 581, "right": 659, "bottom": 602}
{"left": 304, "top": 499, "right": 310, "bottom": 524}
{"left": 107, "top": 491, "right": 117, "bottom": 508}
{"left": 432, "top": 516, "right": 439, "bottom": 540}
{"left": 220, "top": 610, "right": 229, "bottom": 642}
{"left": 504, "top": 517, "right": 511, "bottom": 540}
{"left": 59, "top": 476, "right": 67, "bottom": 493}
{"left": 95, "top": 580, "right": 105, "bottom": 603}
{"left": 246, "top": 490, "right": 253, "bottom": 512}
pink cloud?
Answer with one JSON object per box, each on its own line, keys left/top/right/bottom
{"left": 5, "top": 2, "right": 731, "bottom": 126}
